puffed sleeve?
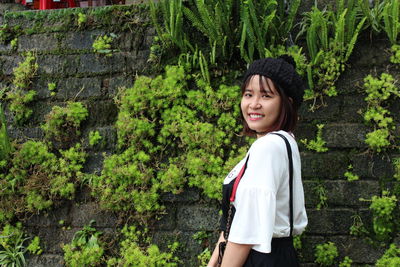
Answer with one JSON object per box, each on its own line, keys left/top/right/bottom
{"left": 227, "top": 135, "right": 286, "bottom": 253}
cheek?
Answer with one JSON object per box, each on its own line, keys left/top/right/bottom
{"left": 240, "top": 98, "right": 246, "bottom": 114}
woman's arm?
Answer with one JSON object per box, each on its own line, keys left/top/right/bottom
{"left": 220, "top": 241, "right": 252, "bottom": 267}
{"left": 207, "top": 231, "right": 225, "bottom": 267}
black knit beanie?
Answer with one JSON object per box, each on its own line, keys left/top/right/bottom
{"left": 243, "top": 55, "right": 306, "bottom": 108}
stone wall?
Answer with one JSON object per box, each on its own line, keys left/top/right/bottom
{"left": 0, "top": 4, "right": 399, "bottom": 267}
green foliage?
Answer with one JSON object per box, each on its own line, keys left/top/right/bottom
{"left": 394, "top": 158, "right": 400, "bottom": 181}
{"left": 192, "top": 231, "right": 210, "bottom": 245}
{"left": 10, "top": 38, "right": 18, "bottom": 50}
{"left": 197, "top": 248, "right": 211, "bottom": 267}
{"left": 92, "top": 34, "right": 117, "bottom": 56}
{"left": 106, "top": 225, "right": 180, "bottom": 266}
{"left": 0, "top": 24, "right": 21, "bottom": 45}
{"left": 298, "top": 0, "right": 366, "bottom": 108}
{"left": 390, "top": 44, "right": 400, "bottom": 63}
{"left": 301, "top": 124, "right": 328, "bottom": 152}
{"left": 88, "top": 130, "right": 102, "bottom": 147}
{"left": 376, "top": 243, "right": 400, "bottom": 267}
{"left": 12, "top": 52, "right": 38, "bottom": 90}
{"left": 26, "top": 236, "right": 42, "bottom": 255}
{"left": 293, "top": 235, "right": 302, "bottom": 250}
{"left": 47, "top": 82, "right": 56, "bottom": 97}
{"left": 369, "top": 190, "right": 397, "bottom": 241}
{"left": 362, "top": 73, "right": 399, "bottom": 152}
{"left": 382, "top": 0, "right": 399, "bottom": 44}
{"left": 63, "top": 220, "right": 104, "bottom": 267}
{"left": 338, "top": 256, "right": 353, "bottom": 267}
{"left": 0, "top": 141, "right": 86, "bottom": 222}
{"left": 314, "top": 183, "right": 328, "bottom": 210}
{"left": 77, "top": 13, "right": 87, "bottom": 28}
{"left": 0, "top": 103, "right": 12, "bottom": 162}
{"left": 314, "top": 241, "right": 338, "bottom": 266}
{"left": 91, "top": 65, "right": 244, "bottom": 213}
{"left": 0, "top": 223, "right": 26, "bottom": 267}
{"left": 41, "top": 102, "right": 88, "bottom": 142}
{"left": 344, "top": 164, "right": 359, "bottom": 181}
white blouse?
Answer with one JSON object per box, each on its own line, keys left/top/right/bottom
{"left": 223, "top": 130, "right": 308, "bottom": 253}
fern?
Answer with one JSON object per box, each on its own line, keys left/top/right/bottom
{"left": 383, "top": 0, "right": 400, "bottom": 44}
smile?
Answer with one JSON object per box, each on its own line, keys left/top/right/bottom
{"left": 249, "top": 113, "right": 264, "bottom": 121}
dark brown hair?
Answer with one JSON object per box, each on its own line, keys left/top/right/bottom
{"left": 240, "top": 75, "right": 299, "bottom": 137}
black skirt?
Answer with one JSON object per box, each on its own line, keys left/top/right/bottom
{"left": 243, "top": 237, "right": 300, "bottom": 267}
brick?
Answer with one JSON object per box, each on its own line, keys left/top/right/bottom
{"left": 76, "top": 53, "right": 126, "bottom": 74}
{"left": 70, "top": 202, "right": 118, "bottom": 228}
{"left": 18, "top": 34, "right": 58, "bottom": 51}
{"left": 154, "top": 206, "right": 177, "bottom": 231}
{"left": 36, "top": 55, "right": 79, "bottom": 75}
{"left": 301, "top": 151, "right": 349, "bottom": 179}
{"left": 81, "top": 126, "right": 117, "bottom": 152}
{"left": 0, "top": 42, "right": 11, "bottom": 52}
{"left": 25, "top": 226, "right": 75, "bottom": 253}
{"left": 63, "top": 30, "right": 103, "bottom": 50}
{"left": 1, "top": 54, "right": 22, "bottom": 75}
{"left": 160, "top": 188, "right": 200, "bottom": 203}
{"left": 24, "top": 205, "right": 70, "bottom": 227}
{"left": 26, "top": 254, "right": 64, "bottom": 267}
{"left": 323, "top": 123, "right": 369, "bottom": 148}
{"left": 7, "top": 126, "right": 44, "bottom": 141}
{"left": 85, "top": 100, "right": 118, "bottom": 127}
{"left": 55, "top": 77, "right": 102, "bottom": 100}
{"left": 306, "top": 208, "right": 355, "bottom": 235}
{"left": 104, "top": 75, "right": 134, "bottom": 97}
{"left": 299, "top": 96, "right": 342, "bottom": 122}
{"left": 337, "top": 94, "right": 366, "bottom": 122}
{"left": 82, "top": 152, "right": 105, "bottom": 175}
{"left": 176, "top": 205, "right": 219, "bottom": 231}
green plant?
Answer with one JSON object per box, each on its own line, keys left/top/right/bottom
{"left": 63, "top": 220, "right": 104, "bottom": 267}
{"left": 0, "top": 103, "right": 12, "bottom": 162}
{"left": 77, "top": 12, "right": 87, "bottom": 27}
{"left": 301, "top": 124, "right": 328, "bottom": 152}
{"left": 197, "top": 248, "right": 211, "bottom": 266}
{"left": 338, "top": 256, "right": 353, "bottom": 267}
{"left": 106, "top": 225, "right": 180, "bottom": 266}
{"left": 10, "top": 38, "right": 18, "bottom": 50}
{"left": 349, "top": 214, "right": 368, "bottom": 236}
{"left": 394, "top": 158, "right": 400, "bottom": 181}
{"left": 293, "top": 235, "right": 302, "bottom": 250}
{"left": 376, "top": 243, "right": 400, "bottom": 267}
{"left": 92, "top": 34, "right": 117, "bottom": 56}
{"left": 314, "top": 183, "right": 328, "bottom": 210}
{"left": 47, "top": 82, "right": 56, "bottom": 97}
{"left": 358, "top": 0, "right": 385, "bottom": 33}
{"left": 390, "top": 44, "right": 400, "bottom": 63}
{"left": 88, "top": 130, "right": 102, "bottom": 147}
{"left": 298, "top": 0, "right": 366, "bottom": 109}
{"left": 192, "top": 231, "right": 210, "bottom": 245}
{"left": 369, "top": 190, "right": 397, "bottom": 241}
{"left": 26, "top": 236, "right": 42, "bottom": 255}
{"left": 41, "top": 102, "right": 88, "bottom": 142}
{"left": 0, "top": 223, "right": 26, "bottom": 267}
{"left": 314, "top": 241, "right": 338, "bottom": 266}
{"left": 12, "top": 52, "right": 38, "bottom": 90}
{"left": 344, "top": 164, "right": 359, "bottom": 181}
{"left": 382, "top": 0, "right": 399, "bottom": 44}
{"left": 90, "top": 65, "right": 244, "bottom": 214}
{"left": 362, "top": 73, "right": 399, "bottom": 152}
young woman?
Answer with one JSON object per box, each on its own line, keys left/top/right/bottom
{"left": 207, "top": 56, "right": 308, "bottom": 267}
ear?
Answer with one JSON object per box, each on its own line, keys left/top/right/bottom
{"left": 289, "top": 97, "right": 293, "bottom": 104}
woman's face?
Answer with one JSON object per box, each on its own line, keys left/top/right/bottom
{"left": 240, "top": 75, "right": 282, "bottom": 137}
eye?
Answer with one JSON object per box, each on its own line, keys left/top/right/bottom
{"left": 262, "top": 94, "right": 271, "bottom": 98}
{"left": 244, "top": 93, "right": 252, "bottom": 97}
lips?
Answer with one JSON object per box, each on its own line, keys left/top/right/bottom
{"left": 248, "top": 113, "right": 264, "bottom": 121}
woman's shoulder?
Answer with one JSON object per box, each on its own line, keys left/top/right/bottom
{"left": 249, "top": 131, "right": 290, "bottom": 156}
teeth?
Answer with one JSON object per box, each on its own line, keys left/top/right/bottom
{"left": 249, "top": 114, "right": 263, "bottom": 118}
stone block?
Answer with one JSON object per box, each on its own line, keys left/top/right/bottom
{"left": 0, "top": 42, "right": 11, "bottom": 52}
{"left": 176, "top": 205, "right": 219, "bottom": 231}
{"left": 70, "top": 202, "right": 118, "bottom": 228}
{"left": 85, "top": 100, "right": 118, "bottom": 127}
{"left": 25, "top": 226, "right": 75, "bottom": 254}
{"left": 301, "top": 151, "right": 349, "bottom": 179}
{"left": 351, "top": 38, "right": 391, "bottom": 69}
{"left": 125, "top": 51, "right": 149, "bottom": 74}
{"left": 1, "top": 54, "right": 22, "bottom": 75}
{"left": 63, "top": 30, "right": 104, "bottom": 50}
{"left": 323, "top": 123, "right": 369, "bottom": 148}
{"left": 337, "top": 94, "right": 366, "bottom": 122}
{"left": 24, "top": 205, "right": 70, "bottom": 227}
{"left": 18, "top": 34, "right": 58, "bottom": 52}
{"left": 76, "top": 53, "right": 126, "bottom": 74}
{"left": 36, "top": 55, "right": 79, "bottom": 75}
{"left": 7, "top": 126, "right": 44, "bottom": 141}
{"left": 104, "top": 75, "right": 134, "bottom": 97}
{"left": 306, "top": 208, "right": 355, "bottom": 235}
{"left": 299, "top": 96, "right": 342, "bottom": 122}
{"left": 55, "top": 77, "right": 102, "bottom": 100}
{"left": 82, "top": 152, "right": 105, "bottom": 175}
{"left": 154, "top": 206, "right": 177, "bottom": 231}
{"left": 26, "top": 254, "right": 64, "bottom": 267}
{"left": 160, "top": 188, "right": 200, "bottom": 203}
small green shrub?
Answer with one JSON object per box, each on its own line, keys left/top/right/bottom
{"left": 77, "top": 13, "right": 87, "bottom": 27}
{"left": 314, "top": 183, "right": 328, "bottom": 210}
{"left": 93, "top": 34, "right": 116, "bottom": 56}
{"left": 344, "top": 164, "right": 359, "bottom": 181}
{"left": 390, "top": 44, "right": 400, "bottom": 63}
{"left": 88, "top": 130, "right": 102, "bottom": 147}
{"left": 47, "top": 82, "right": 56, "bottom": 97}
{"left": 376, "top": 243, "right": 400, "bottom": 267}
{"left": 197, "top": 248, "right": 211, "bottom": 267}
{"left": 338, "top": 256, "right": 353, "bottom": 267}
{"left": 106, "top": 225, "right": 180, "bottom": 266}
{"left": 314, "top": 241, "right": 338, "bottom": 266}
{"left": 369, "top": 190, "right": 397, "bottom": 241}
{"left": 0, "top": 103, "right": 12, "bottom": 162}
{"left": 63, "top": 221, "right": 104, "bottom": 267}
{"left": 12, "top": 52, "right": 38, "bottom": 90}
{"left": 301, "top": 124, "right": 328, "bottom": 152}
{"left": 41, "top": 102, "right": 88, "bottom": 142}
{"left": 349, "top": 214, "right": 368, "bottom": 236}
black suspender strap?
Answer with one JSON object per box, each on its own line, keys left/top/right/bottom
{"left": 271, "top": 133, "right": 294, "bottom": 237}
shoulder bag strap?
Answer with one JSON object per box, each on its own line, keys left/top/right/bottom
{"left": 271, "top": 133, "right": 294, "bottom": 237}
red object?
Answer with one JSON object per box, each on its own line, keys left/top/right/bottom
{"left": 20, "top": 0, "right": 76, "bottom": 9}
{"left": 229, "top": 160, "right": 248, "bottom": 203}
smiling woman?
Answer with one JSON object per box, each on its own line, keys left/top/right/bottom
{"left": 207, "top": 56, "right": 308, "bottom": 267}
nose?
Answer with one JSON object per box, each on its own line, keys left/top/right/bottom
{"left": 249, "top": 96, "right": 261, "bottom": 109}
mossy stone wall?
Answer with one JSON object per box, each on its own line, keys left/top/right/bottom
{"left": 0, "top": 4, "right": 399, "bottom": 267}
